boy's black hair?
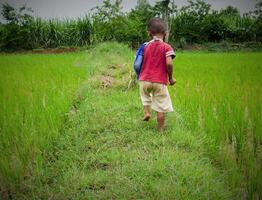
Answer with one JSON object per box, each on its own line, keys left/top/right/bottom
{"left": 147, "top": 18, "right": 167, "bottom": 36}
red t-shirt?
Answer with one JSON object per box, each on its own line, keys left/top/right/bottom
{"left": 139, "top": 40, "right": 175, "bottom": 85}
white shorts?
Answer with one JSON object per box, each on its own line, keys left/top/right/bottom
{"left": 139, "top": 81, "right": 173, "bottom": 113}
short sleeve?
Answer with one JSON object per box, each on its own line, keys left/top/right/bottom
{"left": 165, "top": 44, "right": 176, "bottom": 59}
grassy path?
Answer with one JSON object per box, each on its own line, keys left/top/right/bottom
{"left": 32, "top": 43, "right": 233, "bottom": 199}
{"left": 42, "top": 91, "right": 232, "bottom": 199}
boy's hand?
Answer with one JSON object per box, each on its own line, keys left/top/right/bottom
{"left": 169, "top": 78, "right": 176, "bottom": 86}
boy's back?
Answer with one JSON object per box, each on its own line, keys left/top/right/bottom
{"left": 139, "top": 39, "right": 175, "bottom": 85}
{"left": 136, "top": 17, "right": 176, "bottom": 132}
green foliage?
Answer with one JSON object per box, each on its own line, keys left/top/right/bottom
{"left": 202, "top": 12, "right": 227, "bottom": 41}
{"left": 1, "top": 3, "right": 33, "bottom": 25}
{"left": 127, "top": 0, "right": 156, "bottom": 47}
{"left": 253, "top": 0, "right": 262, "bottom": 18}
{"left": 91, "top": 0, "right": 123, "bottom": 43}
{"left": 0, "top": 3, "right": 34, "bottom": 50}
{"left": 252, "top": 1, "right": 262, "bottom": 41}
{"left": 220, "top": 5, "right": 240, "bottom": 16}
{"left": 0, "top": 0, "right": 261, "bottom": 51}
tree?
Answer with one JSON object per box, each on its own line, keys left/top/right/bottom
{"left": 90, "top": 0, "right": 124, "bottom": 43}
{"left": 153, "top": 0, "right": 177, "bottom": 42}
{"left": 253, "top": 0, "right": 262, "bottom": 19}
{"left": 136, "top": 0, "right": 150, "bottom": 10}
{"left": 91, "top": 0, "right": 123, "bottom": 22}
{"left": 220, "top": 6, "right": 240, "bottom": 17}
{"left": 128, "top": 0, "right": 155, "bottom": 46}
{"left": 0, "top": 3, "right": 34, "bottom": 50}
{"left": 1, "top": 3, "right": 33, "bottom": 25}
{"left": 171, "top": 0, "right": 211, "bottom": 44}
{"left": 180, "top": 0, "right": 211, "bottom": 20}
{"left": 253, "top": 0, "right": 262, "bottom": 41}
{"left": 202, "top": 11, "right": 227, "bottom": 41}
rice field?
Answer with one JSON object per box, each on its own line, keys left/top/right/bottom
{"left": 0, "top": 43, "right": 261, "bottom": 199}
{"left": 174, "top": 51, "right": 262, "bottom": 198}
{"left": 0, "top": 53, "right": 87, "bottom": 189}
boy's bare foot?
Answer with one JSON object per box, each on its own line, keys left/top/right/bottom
{"left": 143, "top": 114, "right": 151, "bottom": 121}
{"left": 143, "top": 105, "right": 151, "bottom": 121}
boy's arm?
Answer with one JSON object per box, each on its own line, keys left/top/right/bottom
{"left": 166, "top": 56, "right": 176, "bottom": 85}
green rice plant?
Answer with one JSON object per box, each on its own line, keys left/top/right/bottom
{"left": 172, "top": 52, "right": 262, "bottom": 198}
{"left": 0, "top": 43, "right": 261, "bottom": 199}
{"left": 0, "top": 52, "right": 87, "bottom": 195}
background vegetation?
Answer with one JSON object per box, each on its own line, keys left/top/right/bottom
{"left": 0, "top": 0, "right": 262, "bottom": 51}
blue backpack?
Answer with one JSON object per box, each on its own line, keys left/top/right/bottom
{"left": 133, "top": 43, "right": 147, "bottom": 79}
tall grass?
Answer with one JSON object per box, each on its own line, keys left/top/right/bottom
{"left": 0, "top": 53, "right": 86, "bottom": 193}
{"left": 0, "top": 43, "right": 261, "bottom": 199}
{"left": 0, "top": 16, "right": 93, "bottom": 51}
{"left": 29, "top": 17, "right": 93, "bottom": 49}
{"left": 172, "top": 52, "right": 262, "bottom": 198}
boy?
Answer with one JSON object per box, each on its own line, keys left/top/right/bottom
{"left": 138, "top": 17, "right": 176, "bottom": 132}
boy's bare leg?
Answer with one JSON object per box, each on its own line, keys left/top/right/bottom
{"left": 157, "top": 112, "right": 165, "bottom": 132}
{"left": 143, "top": 105, "right": 151, "bottom": 121}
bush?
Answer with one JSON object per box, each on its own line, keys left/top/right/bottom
{"left": 202, "top": 13, "right": 227, "bottom": 42}
{"left": 0, "top": 1, "right": 261, "bottom": 51}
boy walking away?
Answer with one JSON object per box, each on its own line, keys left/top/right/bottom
{"left": 138, "top": 17, "right": 176, "bottom": 132}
